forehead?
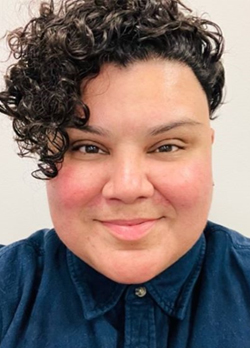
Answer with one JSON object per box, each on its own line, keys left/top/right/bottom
{"left": 81, "top": 59, "right": 210, "bottom": 128}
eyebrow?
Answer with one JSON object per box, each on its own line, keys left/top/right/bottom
{"left": 79, "top": 125, "right": 111, "bottom": 136}
{"left": 78, "top": 119, "right": 202, "bottom": 137}
{"left": 147, "top": 119, "right": 202, "bottom": 136}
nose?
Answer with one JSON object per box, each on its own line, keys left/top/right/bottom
{"left": 102, "top": 154, "right": 154, "bottom": 203}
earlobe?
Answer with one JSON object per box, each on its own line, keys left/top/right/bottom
{"left": 210, "top": 128, "right": 215, "bottom": 144}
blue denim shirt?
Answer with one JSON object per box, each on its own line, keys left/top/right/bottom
{"left": 1, "top": 221, "right": 250, "bottom": 347}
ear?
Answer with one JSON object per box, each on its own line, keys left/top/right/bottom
{"left": 210, "top": 128, "right": 215, "bottom": 144}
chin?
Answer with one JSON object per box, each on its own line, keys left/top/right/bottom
{"left": 104, "top": 265, "right": 162, "bottom": 285}
{"left": 109, "top": 273, "right": 156, "bottom": 285}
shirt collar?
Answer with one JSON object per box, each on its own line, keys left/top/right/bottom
{"left": 67, "top": 231, "right": 206, "bottom": 321}
{"left": 145, "top": 233, "right": 206, "bottom": 319}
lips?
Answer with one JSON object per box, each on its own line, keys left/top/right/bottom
{"left": 98, "top": 218, "right": 161, "bottom": 241}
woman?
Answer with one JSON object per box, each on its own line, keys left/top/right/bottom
{"left": 0, "top": 0, "right": 249, "bottom": 347}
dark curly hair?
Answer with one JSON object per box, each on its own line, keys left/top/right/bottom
{"left": 0, "top": 0, "right": 225, "bottom": 178}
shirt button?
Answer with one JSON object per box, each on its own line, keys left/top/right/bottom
{"left": 135, "top": 286, "right": 147, "bottom": 297}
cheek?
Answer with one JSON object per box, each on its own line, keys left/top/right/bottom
{"left": 153, "top": 158, "right": 213, "bottom": 209}
{"left": 46, "top": 164, "right": 104, "bottom": 212}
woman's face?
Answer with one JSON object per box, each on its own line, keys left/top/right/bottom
{"left": 46, "top": 59, "right": 214, "bottom": 284}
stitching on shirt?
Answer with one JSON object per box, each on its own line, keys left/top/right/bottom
{"left": 147, "top": 236, "right": 206, "bottom": 318}
{"left": 0, "top": 240, "right": 41, "bottom": 259}
{"left": 0, "top": 229, "right": 54, "bottom": 259}
{"left": 67, "top": 249, "right": 126, "bottom": 318}
{"left": 208, "top": 224, "right": 250, "bottom": 250}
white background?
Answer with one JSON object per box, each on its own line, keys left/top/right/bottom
{"left": 0, "top": 0, "right": 249, "bottom": 243}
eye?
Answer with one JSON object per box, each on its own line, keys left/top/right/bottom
{"left": 155, "top": 144, "right": 181, "bottom": 153}
{"left": 71, "top": 144, "right": 107, "bottom": 155}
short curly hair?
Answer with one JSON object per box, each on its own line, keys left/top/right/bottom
{"left": 0, "top": 0, "right": 225, "bottom": 178}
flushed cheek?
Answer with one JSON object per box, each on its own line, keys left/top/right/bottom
{"left": 152, "top": 160, "right": 213, "bottom": 209}
{"left": 46, "top": 165, "right": 105, "bottom": 212}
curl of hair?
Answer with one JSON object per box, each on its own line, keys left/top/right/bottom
{"left": 0, "top": 0, "right": 225, "bottom": 178}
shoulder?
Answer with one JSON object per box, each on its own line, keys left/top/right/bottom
{"left": 203, "top": 221, "right": 250, "bottom": 277}
{"left": 0, "top": 229, "right": 63, "bottom": 339}
{"left": 0, "top": 228, "right": 60, "bottom": 267}
{"left": 204, "top": 221, "right": 250, "bottom": 250}
{"left": 0, "top": 228, "right": 60, "bottom": 292}
{"left": 0, "top": 228, "right": 65, "bottom": 290}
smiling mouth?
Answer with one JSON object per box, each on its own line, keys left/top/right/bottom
{"left": 98, "top": 218, "right": 162, "bottom": 241}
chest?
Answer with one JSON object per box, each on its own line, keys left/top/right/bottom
{"left": 2, "top": 284, "right": 250, "bottom": 348}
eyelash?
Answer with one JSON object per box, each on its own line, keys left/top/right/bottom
{"left": 71, "top": 144, "right": 107, "bottom": 154}
{"left": 71, "top": 143, "right": 183, "bottom": 155}
{"left": 153, "top": 144, "right": 182, "bottom": 153}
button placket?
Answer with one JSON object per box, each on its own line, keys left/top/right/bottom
{"left": 124, "top": 286, "right": 156, "bottom": 348}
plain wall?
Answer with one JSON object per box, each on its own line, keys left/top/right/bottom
{"left": 0, "top": 0, "right": 249, "bottom": 244}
